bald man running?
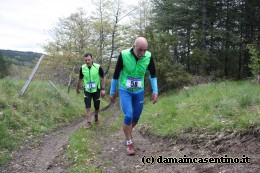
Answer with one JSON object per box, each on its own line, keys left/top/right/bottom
{"left": 110, "top": 37, "right": 158, "bottom": 156}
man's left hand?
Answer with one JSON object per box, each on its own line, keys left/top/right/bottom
{"left": 101, "top": 90, "right": 106, "bottom": 97}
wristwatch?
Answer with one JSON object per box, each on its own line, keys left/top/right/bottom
{"left": 101, "top": 88, "right": 105, "bottom": 90}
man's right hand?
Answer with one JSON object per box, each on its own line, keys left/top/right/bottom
{"left": 109, "top": 94, "right": 116, "bottom": 103}
{"left": 76, "top": 79, "right": 82, "bottom": 95}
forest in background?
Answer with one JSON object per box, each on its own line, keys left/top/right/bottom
{"left": 40, "top": 0, "right": 259, "bottom": 92}
{"left": 0, "top": 49, "right": 41, "bottom": 65}
{"left": 0, "top": 50, "right": 42, "bottom": 79}
{"left": 0, "top": 0, "right": 259, "bottom": 91}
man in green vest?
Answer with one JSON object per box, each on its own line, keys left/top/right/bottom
{"left": 76, "top": 53, "right": 106, "bottom": 129}
{"left": 109, "top": 37, "right": 158, "bottom": 155}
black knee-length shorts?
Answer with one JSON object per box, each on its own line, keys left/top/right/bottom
{"left": 84, "top": 89, "right": 101, "bottom": 109}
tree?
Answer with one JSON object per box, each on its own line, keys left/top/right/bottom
{"left": 247, "top": 44, "right": 260, "bottom": 83}
{"left": 42, "top": 9, "right": 93, "bottom": 84}
{"left": 44, "top": 8, "right": 92, "bottom": 55}
{"left": 150, "top": 0, "right": 259, "bottom": 80}
{"left": 42, "top": 1, "right": 137, "bottom": 85}
{"left": 90, "top": 0, "right": 112, "bottom": 64}
{"left": 90, "top": 0, "right": 139, "bottom": 74}
{"left": 0, "top": 53, "right": 9, "bottom": 78}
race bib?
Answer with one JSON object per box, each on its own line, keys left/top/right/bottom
{"left": 87, "top": 82, "right": 96, "bottom": 89}
{"left": 126, "top": 77, "right": 142, "bottom": 89}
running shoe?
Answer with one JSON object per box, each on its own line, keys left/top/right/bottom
{"left": 94, "top": 114, "right": 99, "bottom": 124}
{"left": 126, "top": 143, "right": 135, "bottom": 156}
{"left": 86, "top": 122, "right": 91, "bottom": 129}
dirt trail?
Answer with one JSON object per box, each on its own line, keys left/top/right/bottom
{"left": 0, "top": 118, "right": 85, "bottom": 173}
{"left": 99, "top": 105, "right": 260, "bottom": 173}
{"left": 0, "top": 102, "right": 259, "bottom": 173}
{"left": 100, "top": 126, "right": 260, "bottom": 173}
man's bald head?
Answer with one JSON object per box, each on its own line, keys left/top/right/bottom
{"left": 132, "top": 37, "right": 148, "bottom": 59}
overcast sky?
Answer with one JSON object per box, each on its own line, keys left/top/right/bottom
{"left": 0, "top": 0, "right": 134, "bottom": 54}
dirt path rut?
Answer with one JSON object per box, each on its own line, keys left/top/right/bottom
{"left": 0, "top": 118, "right": 85, "bottom": 173}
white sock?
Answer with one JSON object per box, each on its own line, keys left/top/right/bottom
{"left": 126, "top": 139, "right": 132, "bottom": 145}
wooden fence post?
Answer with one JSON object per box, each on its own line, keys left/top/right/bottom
{"left": 67, "top": 65, "right": 75, "bottom": 94}
{"left": 19, "top": 55, "right": 44, "bottom": 97}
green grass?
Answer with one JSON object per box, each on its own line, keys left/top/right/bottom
{"left": 1, "top": 79, "right": 259, "bottom": 172}
{"left": 66, "top": 102, "right": 122, "bottom": 173}
{"left": 67, "top": 128, "right": 103, "bottom": 173}
{"left": 140, "top": 80, "right": 260, "bottom": 137}
{"left": 0, "top": 78, "right": 85, "bottom": 165}
{"left": 65, "top": 80, "right": 260, "bottom": 172}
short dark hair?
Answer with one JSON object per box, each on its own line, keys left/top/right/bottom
{"left": 84, "top": 53, "right": 92, "bottom": 58}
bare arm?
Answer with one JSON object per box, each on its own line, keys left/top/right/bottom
{"left": 100, "top": 75, "right": 107, "bottom": 97}
{"left": 76, "top": 78, "right": 82, "bottom": 94}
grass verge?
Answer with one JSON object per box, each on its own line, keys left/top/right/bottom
{"left": 66, "top": 80, "right": 260, "bottom": 172}
{"left": 140, "top": 80, "right": 260, "bottom": 137}
{"left": 67, "top": 102, "right": 120, "bottom": 173}
{"left": 0, "top": 79, "right": 85, "bottom": 165}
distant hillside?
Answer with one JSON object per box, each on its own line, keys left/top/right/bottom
{"left": 0, "top": 49, "right": 42, "bottom": 66}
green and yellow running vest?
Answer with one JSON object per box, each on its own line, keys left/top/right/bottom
{"left": 82, "top": 63, "right": 101, "bottom": 93}
{"left": 119, "top": 49, "right": 151, "bottom": 91}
